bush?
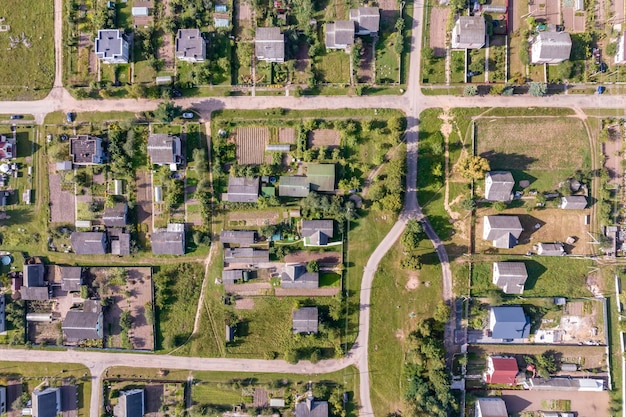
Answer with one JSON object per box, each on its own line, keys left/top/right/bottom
{"left": 493, "top": 201, "right": 507, "bottom": 212}
{"left": 464, "top": 85, "right": 478, "bottom": 96}
{"left": 529, "top": 82, "right": 547, "bottom": 97}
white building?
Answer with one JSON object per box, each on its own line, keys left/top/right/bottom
{"left": 531, "top": 31, "right": 572, "bottom": 64}
{"left": 451, "top": 16, "right": 486, "bottom": 49}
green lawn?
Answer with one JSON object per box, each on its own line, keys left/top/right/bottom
{"left": 320, "top": 272, "right": 341, "bottom": 287}
{"left": 376, "top": 32, "right": 400, "bottom": 84}
{"left": 0, "top": 0, "right": 54, "bottom": 99}
{"left": 315, "top": 51, "right": 350, "bottom": 84}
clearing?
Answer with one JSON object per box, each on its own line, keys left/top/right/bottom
{"left": 308, "top": 129, "right": 341, "bottom": 148}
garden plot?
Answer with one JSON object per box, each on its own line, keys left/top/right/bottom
{"left": 308, "top": 129, "right": 341, "bottom": 148}
{"left": 235, "top": 127, "right": 269, "bottom": 165}
{"left": 49, "top": 164, "right": 75, "bottom": 224}
{"left": 278, "top": 127, "right": 296, "bottom": 144}
{"left": 429, "top": 7, "right": 448, "bottom": 57}
{"left": 562, "top": 0, "right": 586, "bottom": 33}
{"left": 226, "top": 209, "right": 283, "bottom": 226}
{"left": 533, "top": 0, "right": 561, "bottom": 26}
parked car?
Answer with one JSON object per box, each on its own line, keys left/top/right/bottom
{"left": 593, "top": 48, "right": 601, "bottom": 65}
{"left": 66, "top": 112, "right": 75, "bottom": 122}
{"left": 10, "top": 115, "right": 23, "bottom": 120}
{"left": 600, "top": 62, "right": 608, "bottom": 73}
{"left": 182, "top": 112, "right": 194, "bottom": 119}
{"left": 171, "top": 88, "right": 182, "bottom": 97}
{"left": 466, "top": 71, "right": 479, "bottom": 77}
{"left": 596, "top": 86, "right": 606, "bottom": 94}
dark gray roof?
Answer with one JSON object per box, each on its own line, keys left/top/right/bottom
{"left": 454, "top": 16, "right": 486, "bottom": 46}
{"left": 279, "top": 176, "right": 309, "bottom": 197}
{"left": 485, "top": 171, "right": 515, "bottom": 201}
{"left": 24, "top": 263, "right": 45, "bottom": 287}
{"left": 60, "top": 266, "right": 83, "bottom": 292}
{"left": 116, "top": 389, "right": 144, "bottom": 417}
{"left": 561, "top": 195, "right": 587, "bottom": 209}
{"left": 220, "top": 230, "right": 256, "bottom": 246}
{"left": 227, "top": 176, "right": 260, "bottom": 202}
{"left": 537, "top": 242, "right": 566, "bottom": 256}
{"left": 475, "top": 398, "right": 508, "bottom": 417}
{"left": 222, "top": 269, "right": 243, "bottom": 284}
{"left": 295, "top": 397, "right": 328, "bottom": 417}
{"left": 349, "top": 7, "right": 380, "bottom": 34}
{"left": 95, "top": 29, "right": 126, "bottom": 58}
{"left": 148, "top": 134, "right": 180, "bottom": 165}
{"left": 224, "top": 248, "right": 269, "bottom": 265}
{"left": 110, "top": 230, "right": 131, "bottom": 256}
{"left": 255, "top": 27, "right": 285, "bottom": 61}
{"left": 32, "top": 388, "right": 61, "bottom": 417}
{"left": 301, "top": 220, "right": 334, "bottom": 242}
{"left": 483, "top": 216, "right": 523, "bottom": 248}
{"left": 293, "top": 307, "right": 318, "bottom": 334}
{"left": 534, "top": 31, "right": 572, "bottom": 60}
{"left": 152, "top": 223, "right": 185, "bottom": 255}
{"left": 175, "top": 29, "right": 206, "bottom": 60}
{"left": 281, "top": 264, "right": 319, "bottom": 288}
{"left": 103, "top": 203, "right": 128, "bottom": 227}
{"left": 70, "top": 135, "right": 102, "bottom": 164}
{"left": 20, "top": 286, "right": 49, "bottom": 301}
{"left": 493, "top": 262, "right": 528, "bottom": 294}
{"left": 63, "top": 301, "right": 102, "bottom": 342}
{"left": 71, "top": 232, "right": 107, "bottom": 255}
{"left": 226, "top": 324, "right": 234, "bottom": 342}
{"left": 325, "top": 21, "right": 355, "bottom": 48}
{"left": 489, "top": 306, "right": 530, "bottom": 340}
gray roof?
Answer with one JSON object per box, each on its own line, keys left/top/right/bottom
{"left": 301, "top": 220, "right": 334, "bottom": 245}
{"left": 475, "top": 398, "right": 508, "bottom": 417}
{"left": 152, "top": 223, "right": 185, "bottom": 255}
{"left": 20, "top": 287, "right": 49, "bottom": 301}
{"left": 489, "top": 306, "right": 530, "bottom": 340}
{"left": 493, "top": 262, "right": 528, "bottom": 294}
{"left": 279, "top": 176, "right": 309, "bottom": 197}
{"left": 70, "top": 135, "right": 102, "bottom": 164}
{"left": 95, "top": 29, "right": 126, "bottom": 58}
{"left": 24, "top": 264, "right": 45, "bottom": 287}
{"left": 454, "top": 16, "right": 486, "bottom": 46}
{"left": 293, "top": 307, "right": 318, "bottom": 334}
{"left": 255, "top": 27, "right": 285, "bottom": 61}
{"left": 349, "top": 7, "right": 380, "bottom": 33}
{"left": 222, "top": 269, "right": 243, "bottom": 284}
{"left": 176, "top": 29, "right": 206, "bottom": 60}
{"left": 534, "top": 31, "right": 572, "bottom": 60}
{"left": 224, "top": 248, "right": 269, "bottom": 265}
{"left": 483, "top": 216, "right": 523, "bottom": 248}
{"left": 32, "top": 388, "right": 60, "bottom": 417}
{"left": 537, "top": 242, "right": 566, "bottom": 256}
{"left": 295, "top": 397, "right": 328, "bottom": 417}
{"left": 60, "top": 266, "right": 83, "bottom": 292}
{"left": 110, "top": 230, "right": 131, "bottom": 256}
{"left": 281, "top": 264, "right": 319, "bottom": 288}
{"left": 71, "top": 232, "right": 107, "bottom": 255}
{"left": 325, "top": 21, "right": 355, "bottom": 48}
{"left": 561, "top": 195, "right": 587, "bottom": 209}
{"left": 116, "top": 389, "right": 145, "bottom": 417}
{"left": 103, "top": 203, "right": 128, "bottom": 227}
{"left": 227, "top": 176, "right": 260, "bottom": 202}
{"left": 63, "top": 300, "right": 102, "bottom": 342}
{"left": 220, "top": 230, "right": 256, "bottom": 246}
{"left": 147, "top": 134, "right": 180, "bottom": 165}
{"left": 485, "top": 171, "right": 515, "bottom": 201}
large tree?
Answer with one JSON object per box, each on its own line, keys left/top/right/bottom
{"left": 455, "top": 155, "right": 490, "bottom": 181}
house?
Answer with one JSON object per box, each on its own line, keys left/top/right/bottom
{"left": 0, "top": 134, "right": 16, "bottom": 160}
{"left": 537, "top": 242, "right": 566, "bottom": 256}
{"left": 175, "top": 29, "right": 206, "bottom": 62}
{"left": 147, "top": 134, "right": 182, "bottom": 166}
{"left": 523, "top": 377, "right": 605, "bottom": 391}
{"left": 0, "top": 294, "right": 5, "bottom": 334}
{"left": 0, "top": 385, "right": 6, "bottom": 414}
{"left": 484, "top": 171, "right": 514, "bottom": 201}
{"left": 489, "top": 306, "right": 530, "bottom": 340}
{"left": 295, "top": 395, "right": 328, "bottom": 417}
{"left": 615, "top": 31, "right": 626, "bottom": 64}
{"left": 451, "top": 16, "right": 486, "bottom": 49}
{"left": 70, "top": 135, "right": 104, "bottom": 165}
{"left": 114, "top": 389, "right": 145, "bottom": 417}
{"left": 110, "top": 229, "right": 131, "bottom": 256}
{"left": 475, "top": 397, "right": 508, "bottom": 417}
{"left": 59, "top": 266, "right": 83, "bottom": 292}
{"left": 62, "top": 300, "right": 103, "bottom": 343}
{"left": 222, "top": 269, "right": 243, "bottom": 285}
{"left": 492, "top": 262, "right": 528, "bottom": 294}
{"left": 151, "top": 223, "right": 185, "bottom": 255}
{"left": 224, "top": 248, "right": 270, "bottom": 265}
{"left": 21, "top": 263, "right": 49, "bottom": 301}
{"left": 293, "top": 307, "right": 318, "bottom": 334}
{"left": 279, "top": 176, "right": 310, "bottom": 197}
{"left": 95, "top": 29, "right": 130, "bottom": 64}
{"left": 214, "top": 4, "right": 230, "bottom": 27}
{"left": 281, "top": 263, "right": 319, "bottom": 289}
{"left": 307, "top": 164, "right": 335, "bottom": 192}
{"left": 71, "top": 232, "right": 107, "bottom": 255}
{"left": 32, "top": 387, "right": 61, "bottom": 417}
{"left": 220, "top": 230, "right": 256, "bottom": 246}
{"left": 301, "top": 220, "right": 334, "bottom": 245}
{"left": 226, "top": 176, "right": 260, "bottom": 202}
{"left": 103, "top": 203, "right": 128, "bottom": 227}
{"left": 531, "top": 31, "right": 572, "bottom": 64}
{"left": 560, "top": 195, "right": 587, "bottom": 209}
{"left": 255, "top": 27, "right": 285, "bottom": 63}
{"left": 132, "top": 1, "right": 153, "bottom": 26}
{"left": 325, "top": 21, "right": 355, "bottom": 50}
{"left": 482, "top": 215, "right": 523, "bottom": 248}
{"left": 485, "top": 356, "right": 518, "bottom": 385}
{"left": 349, "top": 7, "right": 380, "bottom": 35}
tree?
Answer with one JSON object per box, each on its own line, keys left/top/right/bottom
{"left": 388, "top": 116, "right": 406, "bottom": 133}
{"left": 464, "top": 85, "right": 478, "bottom": 96}
{"left": 306, "top": 260, "right": 319, "bottom": 273}
{"left": 529, "top": 82, "right": 547, "bottom": 97}
{"left": 400, "top": 254, "right": 421, "bottom": 270}
{"left": 421, "top": 47, "right": 434, "bottom": 64}
{"left": 153, "top": 101, "right": 182, "bottom": 122}
{"left": 606, "top": 42, "right": 618, "bottom": 57}
{"left": 401, "top": 220, "right": 422, "bottom": 250}
{"left": 284, "top": 348, "right": 298, "bottom": 364}
{"left": 493, "top": 201, "right": 507, "bottom": 212}
{"left": 461, "top": 198, "right": 475, "bottom": 211}
{"left": 455, "top": 155, "right": 490, "bottom": 181}
{"left": 129, "top": 83, "right": 147, "bottom": 99}
{"left": 120, "top": 310, "right": 133, "bottom": 330}
{"left": 379, "top": 193, "right": 403, "bottom": 213}
{"left": 433, "top": 302, "right": 451, "bottom": 323}
{"left": 80, "top": 285, "right": 89, "bottom": 299}
{"left": 556, "top": 61, "right": 573, "bottom": 81}
{"left": 468, "top": 57, "right": 485, "bottom": 74}
{"left": 525, "top": 351, "right": 559, "bottom": 378}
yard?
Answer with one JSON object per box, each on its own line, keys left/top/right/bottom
{"left": 314, "top": 51, "right": 350, "bottom": 84}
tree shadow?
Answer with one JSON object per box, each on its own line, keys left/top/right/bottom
{"left": 479, "top": 151, "right": 538, "bottom": 171}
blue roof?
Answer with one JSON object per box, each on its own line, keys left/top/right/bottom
{"left": 490, "top": 306, "right": 530, "bottom": 340}
{"left": 215, "top": 4, "right": 228, "bottom": 12}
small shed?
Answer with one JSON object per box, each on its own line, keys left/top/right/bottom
{"left": 269, "top": 398, "right": 285, "bottom": 408}
{"left": 561, "top": 363, "right": 578, "bottom": 372}
{"left": 225, "top": 324, "right": 234, "bottom": 342}
{"left": 132, "top": 6, "right": 149, "bottom": 16}
{"left": 156, "top": 76, "right": 172, "bottom": 85}
{"left": 154, "top": 186, "right": 163, "bottom": 202}
{"left": 56, "top": 161, "right": 73, "bottom": 171}
{"left": 112, "top": 179, "right": 123, "bottom": 195}
{"left": 75, "top": 220, "right": 92, "bottom": 228}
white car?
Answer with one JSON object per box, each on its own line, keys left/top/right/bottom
{"left": 182, "top": 112, "right": 194, "bottom": 119}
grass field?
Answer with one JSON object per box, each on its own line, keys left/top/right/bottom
{"left": 314, "top": 51, "right": 350, "bottom": 84}
{"left": 0, "top": 0, "right": 54, "bottom": 99}
{"left": 376, "top": 32, "right": 400, "bottom": 84}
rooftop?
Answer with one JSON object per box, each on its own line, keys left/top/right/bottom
{"left": 227, "top": 176, "right": 260, "bottom": 202}
{"left": 95, "top": 29, "right": 126, "bottom": 58}
{"left": 293, "top": 307, "right": 319, "bottom": 334}
{"left": 255, "top": 27, "right": 285, "bottom": 61}
{"left": 176, "top": 29, "right": 206, "bottom": 60}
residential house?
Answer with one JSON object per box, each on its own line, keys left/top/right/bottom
{"left": 32, "top": 387, "right": 62, "bottom": 417}
{"left": 492, "top": 262, "right": 528, "bottom": 294}
{"left": 132, "top": 1, "right": 153, "bottom": 26}
{"left": 531, "top": 31, "right": 572, "bottom": 64}
{"left": 485, "top": 356, "right": 518, "bottom": 385}
{"left": 281, "top": 263, "right": 319, "bottom": 289}
{"left": 175, "top": 29, "right": 206, "bottom": 62}
{"left": 59, "top": 266, "right": 83, "bottom": 292}
{"left": 224, "top": 248, "right": 270, "bottom": 265}
{"left": 21, "top": 263, "right": 48, "bottom": 301}
{"left": 71, "top": 232, "right": 107, "bottom": 255}
{"left": 537, "top": 242, "right": 566, "bottom": 256}
{"left": 349, "top": 7, "right": 380, "bottom": 35}
{"left": 0, "top": 134, "right": 16, "bottom": 160}
{"left": 220, "top": 230, "right": 256, "bottom": 246}
{"left": 226, "top": 176, "right": 260, "bottom": 202}
{"left": 325, "top": 21, "right": 355, "bottom": 50}
{"left": 475, "top": 397, "right": 508, "bottom": 417}
{"left": 0, "top": 385, "right": 6, "bottom": 414}
{"left": 147, "top": 134, "right": 182, "bottom": 166}
{"left": 0, "top": 294, "right": 5, "bottom": 334}
{"left": 301, "top": 220, "right": 334, "bottom": 245}
{"left": 95, "top": 29, "right": 130, "bottom": 64}
{"left": 451, "top": 16, "right": 486, "bottom": 49}
{"left": 70, "top": 135, "right": 104, "bottom": 165}
{"left": 222, "top": 269, "right": 243, "bottom": 285}
{"left": 615, "top": 31, "right": 626, "bottom": 64}
{"left": 214, "top": 4, "right": 230, "bottom": 27}
{"left": 484, "top": 171, "right": 514, "bottom": 201}
{"left": 523, "top": 377, "right": 605, "bottom": 391}
{"left": 255, "top": 27, "right": 285, "bottom": 63}
{"left": 114, "top": 389, "right": 145, "bottom": 417}
{"left": 293, "top": 307, "right": 319, "bottom": 334}
{"left": 103, "top": 203, "right": 128, "bottom": 227}
{"left": 294, "top": 395, "right": 328, "bottom": 417}
{"left": 151, "top": 223, "right": 185, "bottom": 255}
{"left": 307, "top": 164, "right": 335, "bottom": 192}
{"left": 279, "top": 176, "right": 310, "bottom": 197}
{"left": 489, "top": 306, "right": 530, "bottom": 341}
{"left": 482, "top": 215, "right": 523, "bottom": 248}
{"left": 62, "top": 300, "right": 103, "bottom": 343}
{"left": 560, "top": 195, "right": 587, "bottom": 209}
{"left": 110, "top": 229, "right": 131, "bottom": 256}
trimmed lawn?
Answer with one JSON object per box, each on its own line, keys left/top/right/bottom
{"left": 376, "top": 32, "right": 400, "bottom": 84}
{"left": 320, "top": 272, "right": 341, "bottom": 287}
{"left": 314, "top": 51, "right": 350, "bottom": 84}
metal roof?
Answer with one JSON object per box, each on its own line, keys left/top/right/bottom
{"left": 116, "top": 389, "right": 145, "bottom": 417}
{"left": 325, "top": 21, "right": 355, "bottom": 48}
{"left": 295, "top": 397, "right": 328, "bottom": 417}
{"left": 293, "top": 307, "right": 318, "bottom": 334}
{"left": 255, "top": 27, "right": 285, "bottom": 61}
{"left": 32, "top": 388, "right": 60, "bottom": 417}
{"left": 307, "top": 164, "right": 335, "bottom": 192}
{"left": 560, "top": 195, "right": 587, "bottom": 209}
{"left": 279, "top": 176, "right": 310, "bottom": 197}
{"left": 151, "top": 224, "right": 185, "bottom": 255}
{"left": 147, "top": 134, "right": 180, "bottom": 165}
{"left": 454, "top": 16, "right": 486, "bottom": 46}
{"left": 227, "top": 176, "right": 259, "bottom": 202}
{"left": 71, "top": 232, "right": 107, "bottom": 255}
{"left": 533, "top": 31, "right": 572, "bottom": 60}
{"left": 220, "top": 230, "right": 256, "bottom": 246}
{"left": 103, "top": 203, "right": 128, "bottom": 227}
{"left": 349, "top": 7, "right": 380, "bottom": 34}
{"left": 489, "top": 306, "right": 530, "bottom": 339}
{"left": 475, "top": 397, "right": 508, "bottom": 417}
{"left": 493, "top": 262, "right": 528, "bottom": 294}
{"left": 176, "top": 29, "right": 206, "bottom": 60}
{"left": 483, "top": 216, "right": 523, "bottom": 247}
{"left": 485, "top": 171, "right": 514, "bottom": 201}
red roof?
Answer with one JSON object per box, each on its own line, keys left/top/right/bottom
{"left": 486, "top": 357, "right": 518, "bottom": 384}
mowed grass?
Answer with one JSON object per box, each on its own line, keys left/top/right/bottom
{"left": 369, "top": 239, "right": 442, "bottom": 417}
{"left": 470, "top": 256, "right": 594, "bottom": 298}
{"left": 0, "top": 0, "right": 54, "bottom": 99}
{"left": 314, "top": 51, "right": 350, "bottom": 83}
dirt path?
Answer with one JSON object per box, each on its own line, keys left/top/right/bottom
{"left": 157, "top": 0, "right": 175, "bottom": 70}
{"left": 439, "top": 109, "right": 461, "bottom": 220}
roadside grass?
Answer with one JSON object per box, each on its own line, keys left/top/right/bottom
{"left": 213, "top": 108, "right": 403, "bottom": 121}
{"left": 481, "top": 107, "right": 576, "bottom": 117}
{"left": 0, "top": 0, "right": 54, "bottom": 100}
{"left": 44, "top": 111, "right": 140, "bottom": 124}
{"left": 421, "top": 87, "right": 463, "bottom": 95}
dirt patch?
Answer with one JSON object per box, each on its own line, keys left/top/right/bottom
{"left": 308, "top": 129, "right": 341, "bottom": 148}
{"left": 278, "top": 128, "right": 296, "bottom": 144}
{"left": 395, "top": 329, "right": 404, "bottom": 340}
{"left": 145, "top": 384, "right": 165, "bottom": 415}
{"left": 227, "top": 209, "right": 281, "bottom": 226}
{"left": 429, "top": 8, "right": 449, "bottom": 57}
{"left": 358, "top": 40, "right": 374, "bottom": 83}
{"left": 135, "top": 171, "right": 152, "bottom": 235}
{"left": 235, "top": 297, "right": 255, "bottom": 309}
{"left": 235, "top": 127, "right": 269, "bottom": 165}
{"left": 533, "top": 0, "right": 561, "bottom": 26}
{"left": 284, "top": 250, "right": 342, "bottom": 266}
{"left": 49, "top": 164, "right": 75, "bottom": 224}
{"left": 562, "top": 7, "right": 586, "bottom": 32}
{"left": 405, "top": 275, "right": 419, "bottom": 290}
{"left": 378, "top": 0, "right": 399, "bottom": 27}
{"left": 502, "top": 390, "right": 609, "bottom": 416}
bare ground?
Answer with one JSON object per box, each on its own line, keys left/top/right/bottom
{"left": 308, "top": 129, "right": 341, "bottom": 148}
{"left": 502, "top": 390, "right": 609, "bottom": 416}
{"left": 49, "top": 164, "right": 75, "bottom": 223}
{"left": 429, "top": 8, "right": 448, "bottom": 58}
